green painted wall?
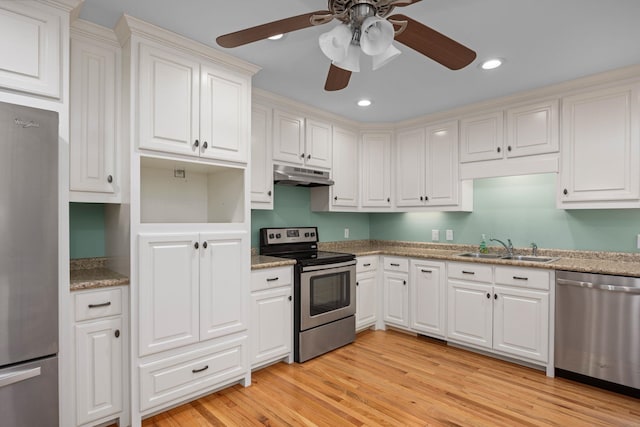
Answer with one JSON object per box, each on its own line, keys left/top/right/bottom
{"left": 69, "top": 203, "right": 106, "bottom": 259}
{"left": 251, "top": 185, "right": 370, "bottom": 247}
{"left": 370, "top": 174, "right": 640, "bottom": 253}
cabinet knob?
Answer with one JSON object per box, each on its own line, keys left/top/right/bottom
{"left": 203, "top": 241, "right": 208, "bottom": 249}
{"left": 194, "top": 242, "right": 199, "bottom": 249}
{"left": 563, "top": 188, "right": 568, "bottom": 195}
{"left": 507, "top": 145, "right": 512, "bottom": 152}
{"left": 203, "top": 141, "right": 208, "bottom": 150}
{"left": 420, "top": 196, "right": 423, "bottom": 201}
{"left": 288, "top": 295, "right": 292, "bottom": 301}
{"left": 494, "top": 294, "right": 498, "bottom": 300}
{"left": 356, "top": 282, "right": 359, "bottom": 286}
{"left": 268, "top": 190, "right": 272, "bottom": 196}
{"left": 307, "top": 154, "right": 311, "bottom": 160}
{"left": 334, "top": 196, "right": 338, "bottom": 201}
{"left": 403, "top": 280, "right": 407, "bottom": 285}
{"left": 107, "top": 175, "right": 113, "bottom": 183}
{"left": 300, "top": 153, "right": 305, "bottom": 158}
{"left": 194, "top": 139, "right": 199, "bottom": 147}
{"left": 387, "top": 197, "right": 390, "bottom": 203}
{"left": 114, "top": 329, "right": 120, "bottom": 338}
{"left": 497, "top": 147, "right": 501, "bottom": 153}
{"left": 486, "top": 293, "right": 491, "bottom": 299}
{"left": 425, "top": 196, "right": 429, "bottom": 201}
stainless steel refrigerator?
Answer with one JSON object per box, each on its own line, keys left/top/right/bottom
{"left": 0, "top": 101, "right": 59, "bottom": 426}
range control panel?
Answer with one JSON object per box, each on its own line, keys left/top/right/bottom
{"left": 261, "top": 227, "right": 318, "bottom": 245}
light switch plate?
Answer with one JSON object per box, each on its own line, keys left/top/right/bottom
{"left": 446, "top": 229, "right": 454, "bottom": 241}
{"left": 344, "top": 228, "right": 349, "bottom": 239}
{"left": 637, "top": 234, "right": 640, "bottom": 249}
{"left": 431, "top": 229, "right": 439, "bottom": 241}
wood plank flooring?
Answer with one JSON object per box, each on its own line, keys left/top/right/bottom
{"left": 142, "top": 330, "right": 639, "bottom": 426}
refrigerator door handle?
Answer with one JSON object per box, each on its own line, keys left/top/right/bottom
{"left": 0, "top": 367, "right": 41, "bottom": 388}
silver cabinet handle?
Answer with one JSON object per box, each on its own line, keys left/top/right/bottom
{"left": 0, "top": 367, "right": 41, "bottom": 388}
{"left": 88, "top": 301, "right": 111, "bottom": 308}
{"left": 556, "top": 278, "right": 640, "bottom": 294}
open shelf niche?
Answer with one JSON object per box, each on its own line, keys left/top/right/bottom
{"left": 139, "top": 156, "right": 245, "bottom": 224}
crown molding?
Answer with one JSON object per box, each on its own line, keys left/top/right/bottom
{"left": 71, "top": 19, "right": 120, "bottom": 47}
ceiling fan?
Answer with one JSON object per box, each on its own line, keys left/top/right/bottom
{"left": 216, "top": 0, "right": 477, "bottom": 91}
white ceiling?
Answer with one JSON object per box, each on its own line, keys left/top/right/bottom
{"left": 78, "top": 0, "right": 640, "bottom": 123}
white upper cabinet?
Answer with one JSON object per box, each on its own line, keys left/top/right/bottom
{"left": 396, "top": 121, "right": 465, "bottom": 208}
{"left": 273, "top": 109, "right": 332, "bottom": 169}
{"left": 0, "top": 1, "right": 62, "bottom": 98}
{"left": 250, "top": 103, "right": 274, "bottom": 209}
{"left": 460, "top": 111, "right": 504, "bottom": 163}
{"left": 330, "top": 126, "right": 359, "bottom": 207}
{"left": 70, "top": 24, "right": 120, "bottom": 202}
{"left": 558, "top": 83, "right": 640, "bottom": 208}
{"left": 138, "top": 43, "right": 250, "bottom": 163}
{"left": 361, "top": 131, "right": 392, "bottom": 208}
{"left": 506, "top": 99, "right": 559, "bottom": 158}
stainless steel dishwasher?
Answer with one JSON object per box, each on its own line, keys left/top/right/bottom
{"left": 555, "top": 270, "right": 640, "bottom": 396}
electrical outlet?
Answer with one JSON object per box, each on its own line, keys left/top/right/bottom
{"left": 637, "top": 234, "right": 640, "bottom": 249}
{"left": 344, "top": 228, "right": 350, "bottom": 239}
{"left": 431, "top": 229, "right": 439, "bottom": 241}
{"left": 446, "top": 229, "right": 454, "bottom": 241}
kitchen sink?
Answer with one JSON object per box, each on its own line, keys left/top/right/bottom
{"left": 456, "top": 252, "right": 503, "bottom": 259}
{"left": 499, "top": 255, "right": 559, "bottom": 263}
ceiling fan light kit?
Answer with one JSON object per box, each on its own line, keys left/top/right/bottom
{"left": 216, "top": 0, "right": 477, "bottom": 91}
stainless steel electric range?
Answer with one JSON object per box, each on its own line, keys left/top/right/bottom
{"left": 260, "top": 227, "right": 356, "bottom": 362}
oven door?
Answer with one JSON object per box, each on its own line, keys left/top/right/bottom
{"left": 299, "top": 260, "right": 356, "bottom": 331}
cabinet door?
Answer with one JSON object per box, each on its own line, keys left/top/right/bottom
{"left": 200, "top": 231, "right": 249, "bottom": 341}
{"left": 559, "top": 84, "right": 640, "bottom": 206}
{"left": 447, "top": 280, "right": 492, "bottom": 349}
{"left": 361, "top": 132, "right": 392, "bottom": 207}
{"left": 331, "top": 126, "right": 359, "bottom": 207}
{"left": 250, "top": 103, "right": 274, "bottom": 208}
{"left": 493, "top": 286, "right": 549, "bottom": 362}
{"left": 305, "top": 119, "right": 332, "bottom": 169}
{"left": 383, "top": 271, "right": 409, "bottom": 328}
{"left": 251, "top": 287, "right": 292, "bottom": 367}
{"left": 273, "top": 109, "right": 304, "bottom": 164}
{"left": 138, "top": 43, "right": 200, "bottom": 156}
{"left": 138, "top": 233, "right": 200, "bottom": 355}
{"left": 425, "top": 121, "right": 459, "bottom": 206}
{"left": 396, "top": 128, "right": 426, "bottom": 207}
{"left": 460, "top": 111, "right": 504, "bottom": 163}
{"left": 356, "top": 270, "right": 377, "bottom": 330}
{"left": 200, "top": 63, "right": 249, "bottom": 163}
{"left": 0, "top": 1, "right": 61, "bottom": 98}
{"left": 411, "top": 260, "right": 446, "bottom": 338}
{"left": 506, "top": 99, "right": 559, "bottom": 158}
{"left": 70, "top": 36, "right": 118, "bottom": 195}
{"left": 75, "top": 317, "right": 122, "bottom": 425}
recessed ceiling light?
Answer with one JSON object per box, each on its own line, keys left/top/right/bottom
{"left": 357, "top": 99, "right": 372, "bottom": 107}
{"left": 480, "top": 58, "right": 503, "bottom": 70}
{"left": 268, "top": 34, "right": 285, "bottom": 41}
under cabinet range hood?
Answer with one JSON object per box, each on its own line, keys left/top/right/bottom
{"left": 273, "top": 164, "right": 334, "bottom": 187}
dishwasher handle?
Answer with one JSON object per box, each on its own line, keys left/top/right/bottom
{"left": 556, "top": 278, "right": 640, "bottom": 294}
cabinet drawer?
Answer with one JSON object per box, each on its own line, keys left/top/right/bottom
{"left": 139, "top": 335, "right": 247, "bottom": 412}
{"left": 495, "top": 267, "right": 550, "bottom": 290}
{"left": 383, "top": 257, "right": 409, "bottom": 272}
{"left": 251, "top": 267, "right": 292, "bottom": 292}
{"left": 75, "top": 288, "right": 122, "bottom": 321}
{"left": 447, "top": 262, "right": 493, "bottom": 283}
{"left": 357, "top": 256, "right": 378, "bottom": 273}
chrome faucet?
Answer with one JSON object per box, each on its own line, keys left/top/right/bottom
{"left": 490, "top": 238, "right": 513, "bottom": 257}
{"left": 531, "top": 242, "right": 538, "bottom": 256}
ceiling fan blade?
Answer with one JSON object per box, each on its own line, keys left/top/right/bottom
{"left": 217, "top": 10, "right": 331, "bottom": 48}
{"left": 389, "top": 14, "right": 476, "bottom": 70}
{"left": 325, "top": 64, "right": 351, "bottom": 91}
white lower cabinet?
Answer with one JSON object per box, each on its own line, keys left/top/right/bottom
{"left": 447, "top": 262, "right": 551, "bottom": 365}
{"left": 382, "top": 257, "right": 409, "bottom": 328}
{"left": 73, "top": 287, "right": 126, "bottom": 427}
{"left": 137, "top": 230, "right": 250, "bottom": 414}
{"left": 250, "top": 266, "right": 293, "bottom": 369}
{"left": 356, "top": 256, "right": 379, "bottom": 330}
{"left": 410, "top": 259, "right": 446, "bottom": 338}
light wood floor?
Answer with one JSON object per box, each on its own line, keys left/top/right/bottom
{"left": 142, "top": 330, "right": 639, "bottom": 426}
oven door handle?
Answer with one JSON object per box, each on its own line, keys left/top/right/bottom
{"left": 301, "top": 260, "right": 357, "bottom": 272}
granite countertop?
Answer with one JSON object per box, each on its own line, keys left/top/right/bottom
{"left": 70, "top": 258, "right": 130, "bottom": 291}
{"left": 251, "top": 254, "right": 296, "bottom": 270}
{"left": 316, "top": 240, "right": 640, "bottom": 278}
